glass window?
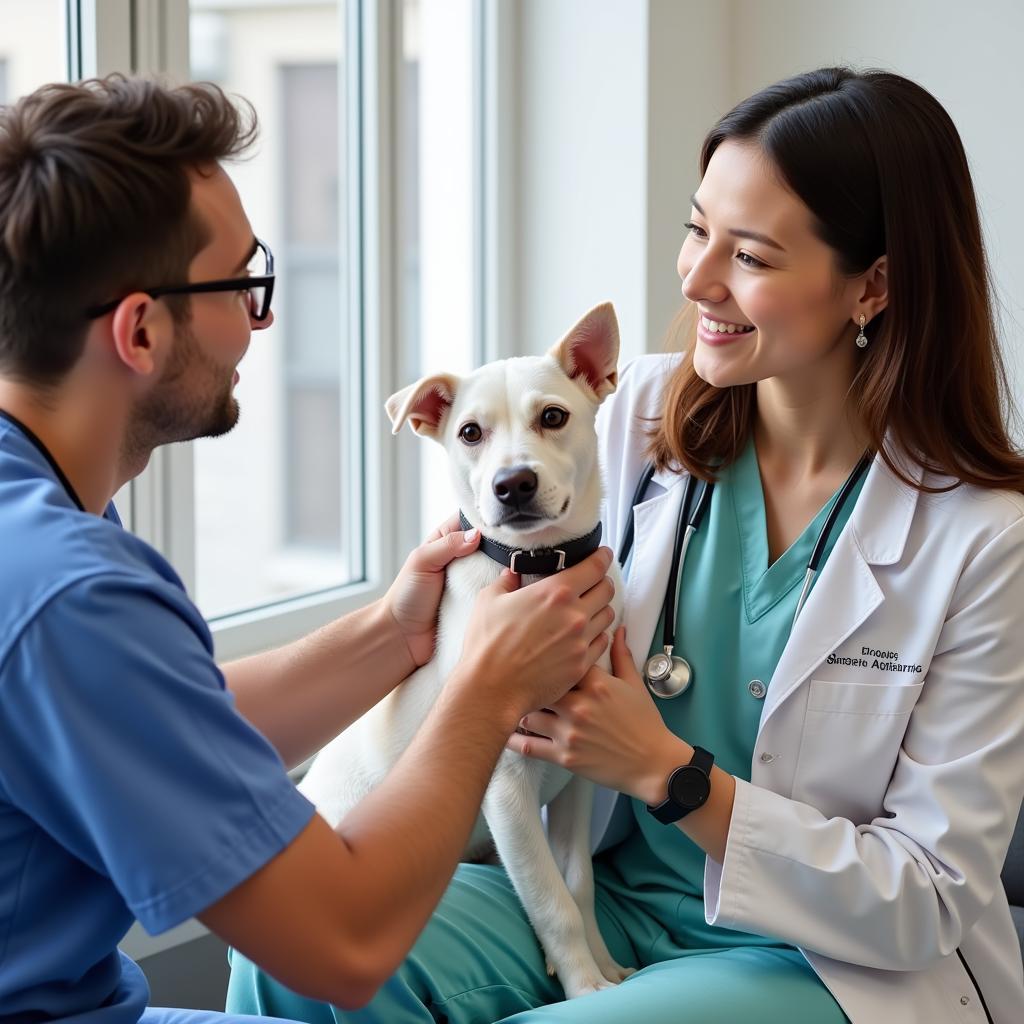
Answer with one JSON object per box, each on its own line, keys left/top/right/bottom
{"left": 0, "top": 1, "right": 67, "bottom": 103}
{"left": 189, "top": 0, "right": 354, "bottom": 619}
{"left": 397, "top": 0, "right": 479, "bottom": 539}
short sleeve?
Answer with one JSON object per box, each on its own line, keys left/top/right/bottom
{"left": 0, "top": 572, "right": 316, "bottom": 935}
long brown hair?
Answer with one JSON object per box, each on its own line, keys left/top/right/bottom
{"left": 0, "top": 74, "right": 257, "bottom": 386}
{"left": 651, "top": 67, "right": 1024, "bottom": 493}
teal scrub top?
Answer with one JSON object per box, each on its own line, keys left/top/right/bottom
{"left": 597, "top": 438, "right": 868, "bottom": 950}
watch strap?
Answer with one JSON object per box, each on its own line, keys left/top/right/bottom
{"left": 647, "top": 745, "right": 715, "bottom": 824}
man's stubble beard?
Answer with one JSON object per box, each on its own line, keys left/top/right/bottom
{"left": 123, "top": 318, "right": 240, "bottom": 467}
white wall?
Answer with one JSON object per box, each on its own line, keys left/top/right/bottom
{"left": 731, "top": 0, "right": 1024, "bottom": 414}
{"left": 515, "top": 0, "right": 648, "bottom": 359}
{"left": 513, "top": 0, "right": 1024, "bottom": 416}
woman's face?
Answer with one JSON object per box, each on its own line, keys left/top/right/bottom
{"left": 678, "top": 139, "right": 868, "bottom": 389}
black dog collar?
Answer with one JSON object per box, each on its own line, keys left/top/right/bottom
{"left": 459, "top": 511, "right": 602, "bottom": 576}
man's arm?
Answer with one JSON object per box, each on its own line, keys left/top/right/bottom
{"left": 223, "top": 520, "right": 481, "bottom": 769}
{"left": 200, "top": 658, "right": 518, "bottom": 1008}
{"left": 199, "top": 548, "right": 616, "bottom": 1010}
{"left": 222, "top": 598, "right": 413, "bottom": 770}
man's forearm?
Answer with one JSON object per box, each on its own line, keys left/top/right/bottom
{"left": 222, "top": 598, "right": 417, "bottom": 768}
{"left": 328, "top": 661, "right": 520, "bottom": 985}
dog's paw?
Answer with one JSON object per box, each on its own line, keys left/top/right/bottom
{"left": 599, "top": 960, "right": 636, "bottom": 984}
{"left": 557, "top": 956, "right": 628, "bottom": 999}
{"left": 562, "top": 971, "right": 620, "bottom": 999}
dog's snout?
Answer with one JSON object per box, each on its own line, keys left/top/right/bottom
{"left": 493, "top": 466, "right": 539, "bottom": 507}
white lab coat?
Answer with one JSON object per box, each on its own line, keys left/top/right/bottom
{"left": 590, "top": 353, "right": 1024, "bottom": 1024}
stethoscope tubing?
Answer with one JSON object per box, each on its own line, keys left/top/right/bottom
{"left": 618, "top": 451, "right": 873, "bottom": 697}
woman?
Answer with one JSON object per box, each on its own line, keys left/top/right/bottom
{"left": 228, "top": 68, "right": 1024, "bottom": 1024}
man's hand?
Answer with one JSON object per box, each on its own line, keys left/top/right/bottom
{"left": 455, "top": 547, "right": 617, "bottom": 722}
{"left": 382, "top": 512, "right": 481, "bottom": 669}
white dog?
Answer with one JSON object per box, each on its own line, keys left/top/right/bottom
{"left": 299, "top": 302, "right": 630, "bottom": 998}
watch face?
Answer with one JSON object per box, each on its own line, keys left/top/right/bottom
{"left": 668, "top": 765, "right": 710, "bottom": 808}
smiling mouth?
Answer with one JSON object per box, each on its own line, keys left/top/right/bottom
{"left": 700, "top": 315, "right": 755, "bottom": 335}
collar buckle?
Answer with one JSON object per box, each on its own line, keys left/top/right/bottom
{"left": 509, "top": 548, "right": 567, "bottom": 574}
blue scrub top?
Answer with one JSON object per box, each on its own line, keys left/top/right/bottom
{"left": 597, "top": 438, "right": 867, "bottom": 949}
{"left": 0, "top": 416, "right": 316, "bottom": 1023}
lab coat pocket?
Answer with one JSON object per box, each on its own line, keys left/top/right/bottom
{"left": 792, "top": 678, "right": 925, "bottom": 822}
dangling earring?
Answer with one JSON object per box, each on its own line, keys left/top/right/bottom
{"left": 855, "top": 314, "right": 869, "bottom": 349}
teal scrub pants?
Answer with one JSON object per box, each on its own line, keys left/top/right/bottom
{"left": 225, "top": 863, "right": 849, "bottom": 1024}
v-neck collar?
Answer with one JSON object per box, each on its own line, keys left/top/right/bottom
{"left": 730, "top": 438, "right": 840, "bottom": 624}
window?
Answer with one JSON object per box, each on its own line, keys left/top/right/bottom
{"left": 188, "top": 1, "right": 356, "bottom": 621}
{"left": 397, "top": 0, "right": 481, "bottom": 540}
{"left": 32, "top": 0, "right": 486, "bottom": 657}
{"left": 0, "top": 1, "right": 67, "bottom": 102}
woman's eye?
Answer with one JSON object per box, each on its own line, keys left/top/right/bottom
{"left": 683, "top": 221, "right": 708, "bottom": 240}
{"left": 737, "top": 251, "right": 767, "bottom": 269}
{"left": 540, "top": 407, "right": 569, "bottom": 430}
{"left": 459, "top": 422, "right": 483, "bottom": 445}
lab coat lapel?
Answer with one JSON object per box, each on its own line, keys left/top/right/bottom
{"left": 759, "top": 450, "right": 921, "bottom": 729}
{"left": 622, "top": 467, "right": 686, "bottom": 674}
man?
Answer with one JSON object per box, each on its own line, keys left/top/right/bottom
{"left": 0, "top": 75, "right": 615, "bottom": 1023}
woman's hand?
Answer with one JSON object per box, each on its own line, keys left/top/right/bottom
{"left": 506, "top": 627, "right": 691, "bottom": 802}
{"left": 382, "top": 512, "right": 481, "bottom": 670}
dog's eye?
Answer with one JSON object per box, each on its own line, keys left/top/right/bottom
{"left": 540, "top": 406, "right": 569, "bottom": 430}
{"left": 459, "top": 422, "right": 483, "bottom": 445}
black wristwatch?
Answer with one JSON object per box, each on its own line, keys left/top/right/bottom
{"left": 647, "top": 746, "right": 714, "bottom": 824}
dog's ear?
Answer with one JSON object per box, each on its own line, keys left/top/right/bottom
{"left": 547, "top": 302, "right": 620, "bottom": 402}
{"left": 385, "top": 373, "right": 460, "bottom": 438}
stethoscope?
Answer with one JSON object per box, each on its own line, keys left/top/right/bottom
{"left": 618, "top": 452, "right": 873, "bottom": 699}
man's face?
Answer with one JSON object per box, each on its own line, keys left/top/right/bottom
{"left": 129, "top": 165, "right": 273, "bottom": 448}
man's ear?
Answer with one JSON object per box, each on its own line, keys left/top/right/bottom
{"left": 547, "top": 301, "right": 620, "bottom": 402}
{"left": 109, "top": 294, "right": 171, "bottom": 378}
{"left": 385, "top": 373, "right": 460, "bottom": 439}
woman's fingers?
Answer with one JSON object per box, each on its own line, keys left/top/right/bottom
{"left": 609, "top": 627, "right": 640, "bottom": 682}
{"left": 517, "top": 710, "right": 557, "bottom": 740}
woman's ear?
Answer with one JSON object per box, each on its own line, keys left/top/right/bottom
{"left": 855, "top": 255, "right": 888, "bottom": 323}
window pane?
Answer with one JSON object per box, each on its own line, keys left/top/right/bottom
{"left": 398, "top": 0, "right": 478, "bottom": 539}
{"left": 0, "top": 1, "right": 66, "bottom": 103}
{"left": 189, "top": 0, "right": 354, "bottom": 619}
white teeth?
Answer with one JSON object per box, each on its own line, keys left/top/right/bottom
{"left": 701, "top": 316, "right": 753, "bottom": 335}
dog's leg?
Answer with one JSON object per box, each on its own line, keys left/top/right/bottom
{"left": 546, "top": 775, "right": 634, "bottom": 984}
{"left": 483, "top": 770, "right": 615, "bottom": 999}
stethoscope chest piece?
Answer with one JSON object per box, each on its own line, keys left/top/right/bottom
{"left": 644, "top": 649, "right": 692, "bottom": 699}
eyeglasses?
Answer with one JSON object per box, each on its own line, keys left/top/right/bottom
{"left": 85, "top": 238, "right": 275, "bottom": 322}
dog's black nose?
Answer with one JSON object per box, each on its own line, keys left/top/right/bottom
{"left": 493, "top": 466, "right": 539, "bottom": 507}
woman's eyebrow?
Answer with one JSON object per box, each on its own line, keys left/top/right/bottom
{"left": 690, "top": 195, "right": 786, "bottom": 252}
